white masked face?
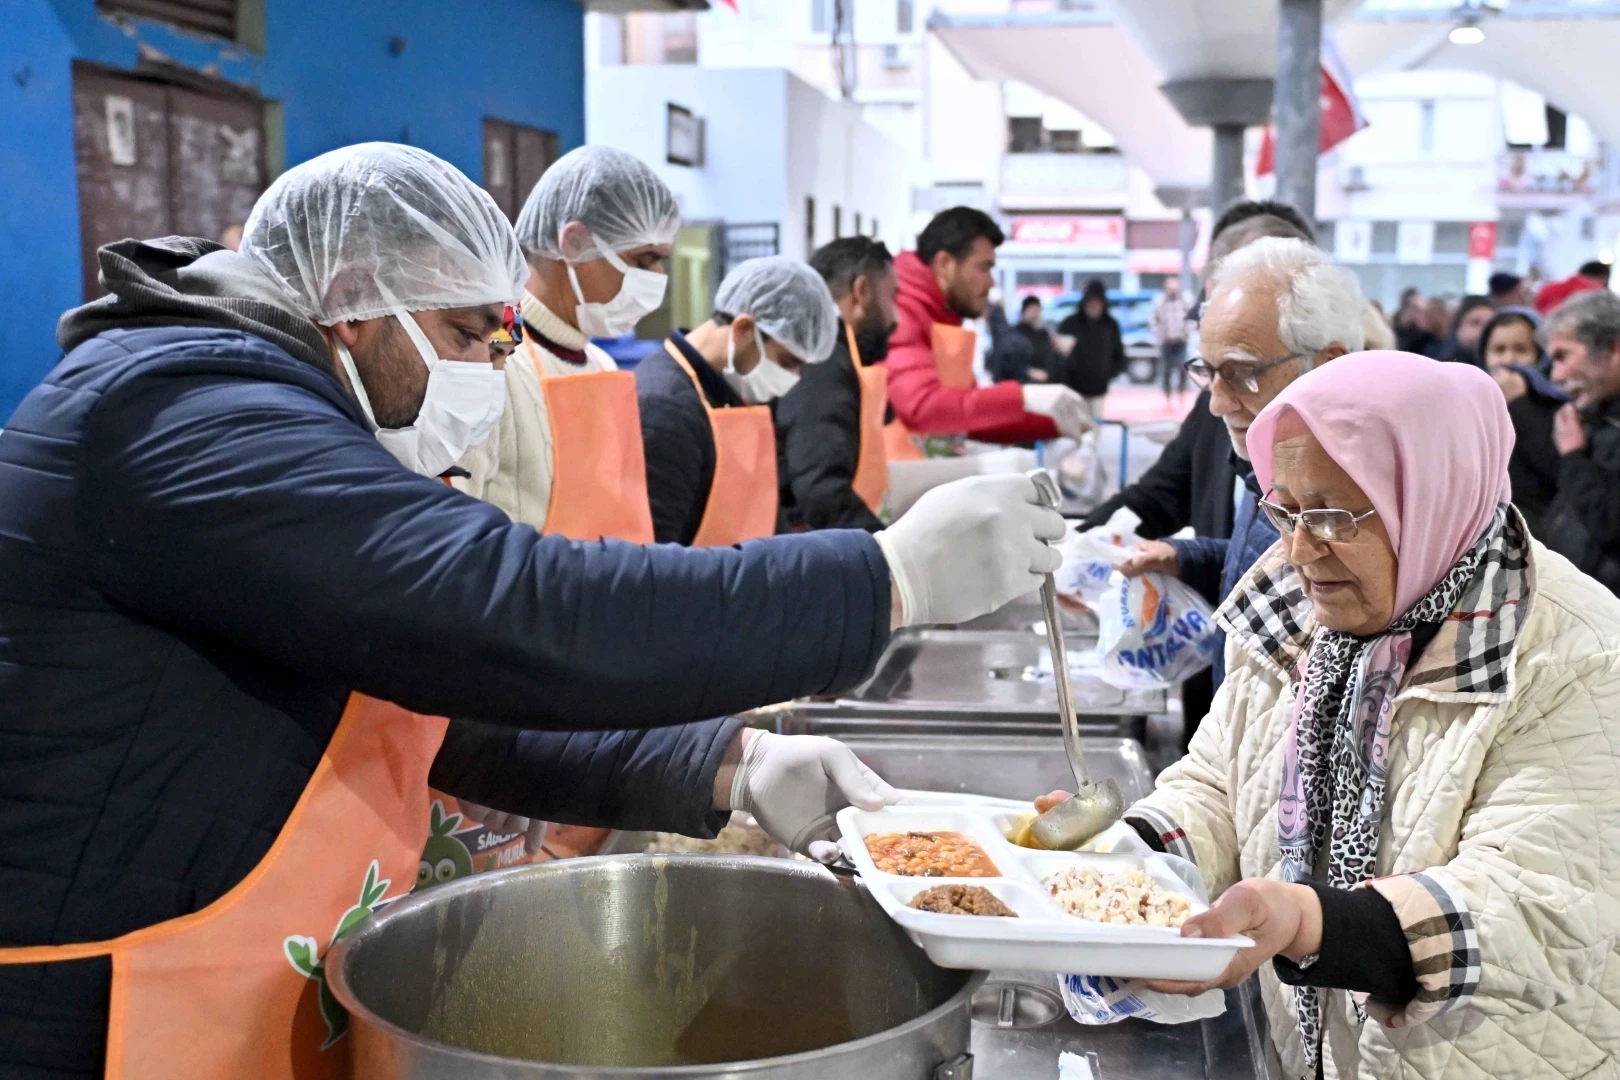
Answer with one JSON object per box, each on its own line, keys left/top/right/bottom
{"left": 335, "top": 310, "right": 507, "bottom": 477}
{"left": 565, "top": 237, "right": 668, "bottom": 339}
{"left": 723, "top": 325, "right": 802, "bottom": 404}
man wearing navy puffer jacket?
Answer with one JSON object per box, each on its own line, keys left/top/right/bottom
{"left": 0, "top": 143, "right": 1063, "bottom": 1078}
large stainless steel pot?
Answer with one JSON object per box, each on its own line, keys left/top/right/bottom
{"left": 327, "top": 855, "right": 981, "bottom": 1079}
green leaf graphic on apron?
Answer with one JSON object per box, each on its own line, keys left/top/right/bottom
{"left": 282, "top": 859, "right": 391, "bottom": 1050}
{"left": 415, "top": 799, "right": 473, "bottom": 891}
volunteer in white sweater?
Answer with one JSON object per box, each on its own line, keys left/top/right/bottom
{"left": 455, "top": 145, "right": 676, "bottom": 539}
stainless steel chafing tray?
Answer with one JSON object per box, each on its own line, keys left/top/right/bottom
{"left": 782, "top": 628, "right": 1166, "bottom": 739}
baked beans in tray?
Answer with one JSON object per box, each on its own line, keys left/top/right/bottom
{"left": 863, "top": 830, "right": 1001, "bottom": 877}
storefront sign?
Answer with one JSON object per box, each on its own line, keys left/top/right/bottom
{"left": 1126, "top": 250, "right": 1190, "bottom": 274}
{"left": 1010, "top": 216, "right": 1125, "bottom": 251}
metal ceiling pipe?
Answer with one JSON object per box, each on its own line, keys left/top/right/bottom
{"left": 1275, "top": 0, "right": 1324, "bottom": 225}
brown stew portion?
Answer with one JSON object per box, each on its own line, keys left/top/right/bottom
{"left": 908, "top": 884, "right": 1018, "bottom": 916}
{"left": 864, "top": 831, "right": 1000, "bottom": 877}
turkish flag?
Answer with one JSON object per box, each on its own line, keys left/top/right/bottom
{"left": 1256, "top": 35, "right": 1366, "bottom": 176}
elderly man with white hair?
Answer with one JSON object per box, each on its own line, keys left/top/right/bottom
{"left": 1121, "top": 236, "right": 1367, "bottom": 690}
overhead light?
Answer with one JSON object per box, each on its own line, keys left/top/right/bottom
{"left": 1449, "top": 24, "right": 1486, "bottom": 45}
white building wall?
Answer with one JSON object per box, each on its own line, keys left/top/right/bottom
{"left": 588, "top": 65, "right": 912, "bottom": 261}
{"left": 1333, "top": 70, "right": 1500, "bottom": 224}
{"left": 785, "top": 75, "right": 915, "bottom": 259}
{"left": 923, "top": 34, "right": 1003, "bottom": 191}
{"left": 586, "top": 65, "right": 791, "bottom": 228}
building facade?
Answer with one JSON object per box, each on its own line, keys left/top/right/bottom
{"left": 1313, "top": 69, "right": 1620, "bottom": 308}
{"left": 589, "top": 0, "right": 1199, "bottom": 323}
{"left": 2, "top": 0, "right": 587, "bottom": 419}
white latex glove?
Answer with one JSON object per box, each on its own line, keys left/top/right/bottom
{"left": 1022, "top": 383, "right": 1095, "bottom": 438}
{"left": 455, "top": 800, "right": 547, "bottom": 856}
{"left": 733, "top": 730, "right": 899, "bottom": 854}
{"left": 876, "top": 473, "right": 1065, "bottom": 627}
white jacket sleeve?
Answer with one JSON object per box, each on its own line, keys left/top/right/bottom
{"left": 1366, "top": 647, "right": 1620, "bottom": 1026}
{"left": 1126, "top": 658, "right": 1253, "bottom": 898}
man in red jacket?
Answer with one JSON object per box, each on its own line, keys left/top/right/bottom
{"left": 1536, "top": 259, "right": 1611, "bottom": 315}
{"left": 888, "top": 207, "right": 1092, "bottom": 443}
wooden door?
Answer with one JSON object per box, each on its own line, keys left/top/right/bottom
{"left": 73, "top": 66, "right": 171, "bottom": 301}
{"left": 71, "top": 63, "right": 264, "bottom": 301}
{"left": 167, "top": 84, "right": 263, "bottom": 245}
{"left": 483, "top": 118, "right": 560, "bottom": 224}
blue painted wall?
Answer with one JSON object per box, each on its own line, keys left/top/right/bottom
{"left": 0, "top": 0, "right": 584, "bottom": 419}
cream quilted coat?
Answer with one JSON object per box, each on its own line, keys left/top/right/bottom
{"left": 1136, "top": 537, "right": 1620, "bottom": 1080}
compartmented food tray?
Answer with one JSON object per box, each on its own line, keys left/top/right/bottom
{"left": 837, "top": 804, "right": 1249, "bottom": 981}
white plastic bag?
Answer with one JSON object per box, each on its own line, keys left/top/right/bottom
{"left": 1053, "top": 507, "right": 1142, "bottom": 607}
{"left": 1095, "top": 570, "right": 1219, "bottom": 690}
{"left": 1060, "top": 973, "right": 1226, "bottom": 1025}
{"left": 1053, "top": 432, "right": 1107, "bottom": 510}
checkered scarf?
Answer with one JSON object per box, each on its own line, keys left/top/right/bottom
{"left": 1220, "top": 505, "right": 1528, "bottom": 1069}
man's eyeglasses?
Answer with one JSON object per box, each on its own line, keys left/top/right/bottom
{"left": 1184, "top": 352, "right": 1307, "bottom": 395}
{"left": 1258, "top": 497, "right": 1379, "bottom": 542}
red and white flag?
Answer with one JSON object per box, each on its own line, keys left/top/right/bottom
{"left": 1256, "top": 33, "right": 1367, "bottom": 176}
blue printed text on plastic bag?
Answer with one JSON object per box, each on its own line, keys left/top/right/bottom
{"left": 1095, "top": 571, "right": 1219, "bottom": 690}
{"left": 1060, "top": 972, "right": 1226, "bottom": 1026}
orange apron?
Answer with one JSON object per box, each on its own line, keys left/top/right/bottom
{"left": 665, "top": 340, "right": 779, "bottom": 547}
{"left": 425, "top": 337, "right": 650, "bottom": 879}
{"left": 883, "top": 322, "right": 978, "bottom": 460}
{"left": 529, "top": 338, "right": 655, "bottom": 544}
{"left": 0, "top": 694, "right": 447, "bottom": 1080}
{"left": 846, "top": 321, "right": 890, "bottom": 514}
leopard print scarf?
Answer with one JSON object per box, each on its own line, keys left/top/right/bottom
{"left": 1278, "top": 506, "right": 1508, "bottom": 1071}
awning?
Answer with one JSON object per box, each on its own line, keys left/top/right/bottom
{"left": 1337, "top": 6, "right": 1620, "bottom": 149}
{"left": 930, "top": 12, "right": 1211, "bottom": 189}
{"left": 1095, "top": 0, "right": 1363, "bottom": 81}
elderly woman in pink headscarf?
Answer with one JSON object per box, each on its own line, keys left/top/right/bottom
{"left": 1065, "top": 352, "right": 1620, "bottom": 1078}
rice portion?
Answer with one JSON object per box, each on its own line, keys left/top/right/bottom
{"left": 1045, "top": 866, "right": 1190, "bottom": 927}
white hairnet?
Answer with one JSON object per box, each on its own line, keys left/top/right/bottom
{"left": 713, "top": 256, "right": 840, "bottom": 363}
{"left": 241, "top": 142, "right": 527, "bottom": 325}
{"left": 515, "top": 145, "right": 680, "bottom": 263}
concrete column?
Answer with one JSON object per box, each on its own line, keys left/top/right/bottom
{"left": 1275, "top": 0, "right": 1323, "bottom": 225}
{"left": 1161, "top": 77, "right": 1273, "bottom": 219}
{"left": 1178, "top": 207, "right": 1197, "bottom": 297}
{"left": 1211, "top": 123, "right": 1246, "bottom": 218}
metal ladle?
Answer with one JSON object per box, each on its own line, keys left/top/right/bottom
{"left": 1025, "top": 469, "right": 1124, "bottom": 850}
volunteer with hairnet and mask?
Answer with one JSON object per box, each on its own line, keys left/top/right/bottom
{"left": 456, "top": 145, "right": 674, "bottom": 540}
{"left": 0, "top": 142, "right": 1067, "bottom": 1080}
{"left": 441, "top": 146, "right": 674, "bottom": 869}
{"left": 637, "top": 255, "right": 840, "bottom": 545}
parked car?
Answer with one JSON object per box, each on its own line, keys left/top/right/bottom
{"left": 1042, "top": 288, "right": 1161, "bottom": 384}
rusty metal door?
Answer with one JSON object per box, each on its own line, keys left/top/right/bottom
{"left": 73, "top": 66, "right": 171, "bottom": 301}
{"left": 482, "top": 118, "right": 559, "bottom": 223}
{"left": 72, "top": 63, "right": 264, "bottom": 300}
{"left": 167, "top": 84, "right": 263, "bottom": 246}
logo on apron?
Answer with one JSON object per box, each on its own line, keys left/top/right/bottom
{"left": 282, "top": 860, "right": 391, "bottom": 1050}
{"left": 418, "top": 800, "right": 476, "bottom": 888}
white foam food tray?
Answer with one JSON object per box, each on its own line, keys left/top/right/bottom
{"left": 837, "top": 804, "right": 1250, "bottom": 981}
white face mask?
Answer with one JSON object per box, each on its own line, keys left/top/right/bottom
{"left": 723, "top": 325, "right": 802, "bottom": 404}
{"left": 566, "top": 238, "right": 668, "bottom": 339}
{"left": 334, "top": 310, "right": 507, "bottom": 478}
